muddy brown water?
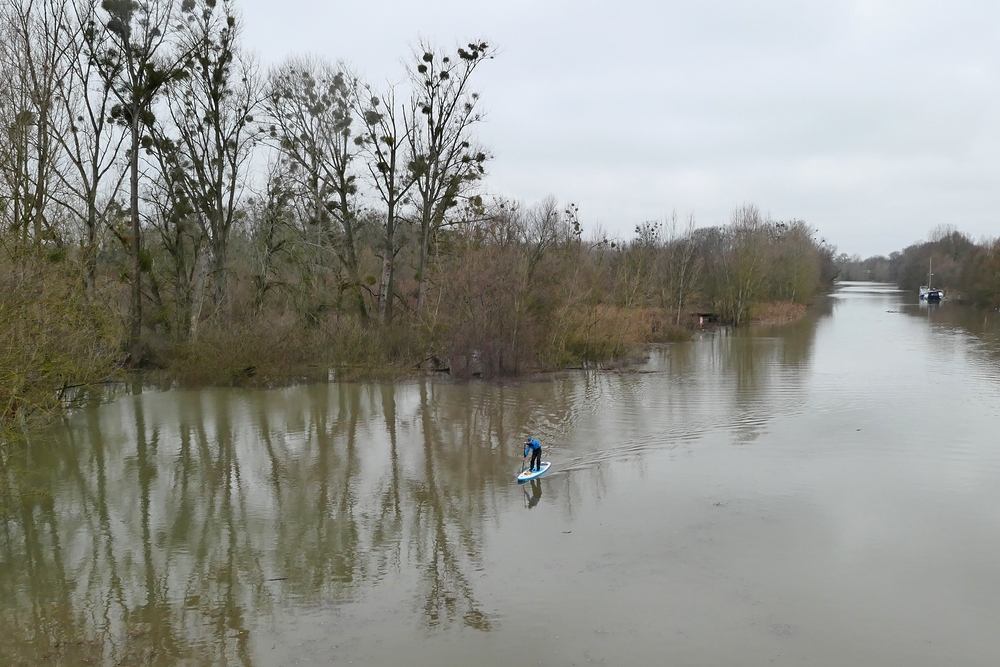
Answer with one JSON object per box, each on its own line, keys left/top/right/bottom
{"left": 4, "top": 282, "right": 1000, "bottom": 666}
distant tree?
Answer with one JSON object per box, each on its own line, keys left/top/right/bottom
{"left": 770, "top": 220, "right": 819, "bottom": 304}
{"left": 834, "top": 252, "right": 893, "bottom": 282}
{"left": 960, "top": 239, "right": 1000, "bottom": 308}
{"left": 616, "top": 218, "right": 660, "bottom": 309}
{"left": 719, "top": 204, "right": 770, "bottom": 326}
{"left": 894, "top": 230, "right": 975, "bottom": 293}
{"left": 662, "top": 213, "right": 702, "bottom": 325}
{"left": 929, "top": 224, "right": 958, "bottom": 243}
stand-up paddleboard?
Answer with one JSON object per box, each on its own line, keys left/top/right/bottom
{"left": 517, "top": 461, "right": 550, "bottom": 483}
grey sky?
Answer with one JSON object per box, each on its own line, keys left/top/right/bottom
{"left": 240, "top": 0, "right": 1000, "bottom": 256}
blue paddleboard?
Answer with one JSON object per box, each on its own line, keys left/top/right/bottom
{"left": 517, "top": 461, "right": 550, "bottom": 482}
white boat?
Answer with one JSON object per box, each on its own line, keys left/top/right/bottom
{"left": 918, "top": 259, "right": 944, "bottom": 302}
{"left": 919, "top": 286, "right": 943, "bottom": 302}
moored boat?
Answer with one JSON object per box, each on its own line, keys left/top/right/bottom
{"left": 919, "top": 286, "right": 943, "bottom": 302}
{"left": 918, "top": 259, "right": 944, "bottom": 302}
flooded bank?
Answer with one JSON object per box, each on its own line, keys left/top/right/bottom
{"left": 3, "top": 282, "right": 1000, "bottom": 666}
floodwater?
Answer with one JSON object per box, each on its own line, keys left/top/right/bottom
{"left": 4, "top": 282, "right": 1000, "bottom": 666}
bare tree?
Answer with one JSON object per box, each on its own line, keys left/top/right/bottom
{"left": 770, "top": 220, "right": 819, "bottom": 304}
{"left": 719, "top": 204, "right": 770, "bottom": 326}
{"left": 617, "top": 218, "right": 660, "bottom": 309}
{"left": 405, "top": 39, "right": 493, "bottom": 313}
{"left": 51, "top": 0, "right": 127, "bottom": 288}
{"left": 94, "top": 0, "right": 188, "bottom": 362}
{"left": 357, "top": 82, "right": 415, "bottom": 323}
{"left": 154, "top": 0, "right": 261, "bottom": 315}
{"left": 662, "top": 212, "right": 701, "bottom": 325}
{"left": 145, "top": 141, "right": 205, "bottom": 337}
{"left": 0, "top": 0, "right": 68, "bottom": 250}
{"left": 245, "top": 161, "right": 293, "bottom": 315}
{"left": 0, "top": 12, "right": 35, "bottom": 242}
{"left": 265, "top": 57, "right": 367, "bottom": 319}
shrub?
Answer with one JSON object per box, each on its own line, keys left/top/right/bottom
{"left": 0, "top": 250, "right": 124, "bottom": 435}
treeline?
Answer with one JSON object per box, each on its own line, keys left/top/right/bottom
{"left": 836, "top": 225, "right": 1000, "bottom": 306}
{"left": 427, "top": 203, "right": 834, "bottom": 376}
{"left": 0, "top": 0, "right": 836, "bottom": 430}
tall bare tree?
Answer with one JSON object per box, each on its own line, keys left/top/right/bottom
{"left": 52, "top": 0, "right": 127, "bottom": 288}
{"left": 0, "top": 11, "right": 35, "bottom": 242}
{"left": 357, "top": 82, "right": 414, "bottom": 323}
{"left": 719, "top": 204, "right": 770, "bottom": 326}
{"left": 155, "top": 0, "right": 261, "bottom": 314}
{"left": 94, "top": 0, "right": 188, "bottom": 362}
{"left": 662, "top": 213, "right": 701, "bottom": 325}
{"left": 0, "top": 0, "right": 68, "bottom": 250}
{"left": 405, "top": 39, "right": 493, "bottom": 313}
{"left": 146, "top": 138, "right": 204, "bottom": 337}
{"left": 245, "top": 161, "right": 293, "bottom": 315}
{"left": 265, "top": 57, "right": 367, "bottom": 319}
{"left": 617, "top": 218, "right": 660, "bottom": 309}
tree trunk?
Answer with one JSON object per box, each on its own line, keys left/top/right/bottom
{"left": 380, "top": 198, "right": 396, "bottom": 323}
{"left": 85, "top": 162, "right": 98, "bottom": 290}
{"left": 345, "top": 233, "right": 366, "bottom": 321}
{"left": 212, "top": 227, "right": 227, "bottom": 313}
{"left": 416, "top": 214, "right": 430, "bottom": 314}
{"left": 189, "top": 243, "right": 211, "bottom": 341}
{"left": 31, "top": 100, "right": 50, "bottom": 250}
{"left": 338, "top": 188, "right": 366, "bottom": 321}
{"left": 129, "top": 113, "right": 142, "bottom": 363}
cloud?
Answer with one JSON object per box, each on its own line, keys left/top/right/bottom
{"left": 241, "top": 0, "right": 1000, "bottom": 255}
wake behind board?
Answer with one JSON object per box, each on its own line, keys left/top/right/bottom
{"left": 517, "top": 461, "right": 551, "bottom": 483}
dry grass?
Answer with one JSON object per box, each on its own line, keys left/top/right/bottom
{"left": 750, "top": 301, "right": 807, "bottom": 326}
{"left": 157, "top": 314, "right": 419, "bottom": 387}
{"left": 542, "top": 305, "right": 690, "bottom": 368}
{"left": 634, "top": 308, "right": 694, "bottom": 344}
{"left": 160, "top": 302, "right": 697, "bottom": 385}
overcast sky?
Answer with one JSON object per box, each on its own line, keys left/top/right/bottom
{"left": 239, "top": 0, "right": 1000, "bottom": 257}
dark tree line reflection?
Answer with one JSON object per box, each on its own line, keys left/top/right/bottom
{"left": 0, "top": 315, "right": 827, "bottom": 665}
{"left": 0, "top": 378, "right": 557, "bottom": 665}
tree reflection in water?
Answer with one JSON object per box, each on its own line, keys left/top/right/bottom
{"left": 0, "top": 376, "right": 568, "bottom": 663}
{"left": 708, "top": 309, "right": 823, "bottom": 445}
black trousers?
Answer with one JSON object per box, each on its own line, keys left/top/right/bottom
{"left": 529, "top": 447, "right": 541, "bottom": 471}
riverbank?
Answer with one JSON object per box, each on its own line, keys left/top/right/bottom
{"left": 3, "top": 197, "right": 835, "bottom": 431}
{"left": 2, "top": 295, "right": 818, "bottom": 446}
{"left": 141, "top": 306, "right": 695, "bottom": 389}
{"left": 143, "top": 301, "right": 813, "bottom": 389}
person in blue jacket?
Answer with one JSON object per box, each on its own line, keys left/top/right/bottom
{"left": 523, "top": 437, "right": 542, "bottom": 472}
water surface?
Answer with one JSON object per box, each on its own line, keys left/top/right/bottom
{"left": 3, "top": 282, "right": 1000, "bottom": 665}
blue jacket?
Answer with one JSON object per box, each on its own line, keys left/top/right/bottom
{"left": 524, "top": 438, "right": 541, "bottom": 457}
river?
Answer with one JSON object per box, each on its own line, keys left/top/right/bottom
{"left": 3, "top": 282, "right": 1000, "bottom": 666}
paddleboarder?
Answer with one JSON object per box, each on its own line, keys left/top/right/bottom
{"left": 523, "top": 437, "right": 542, "bottom": 473}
